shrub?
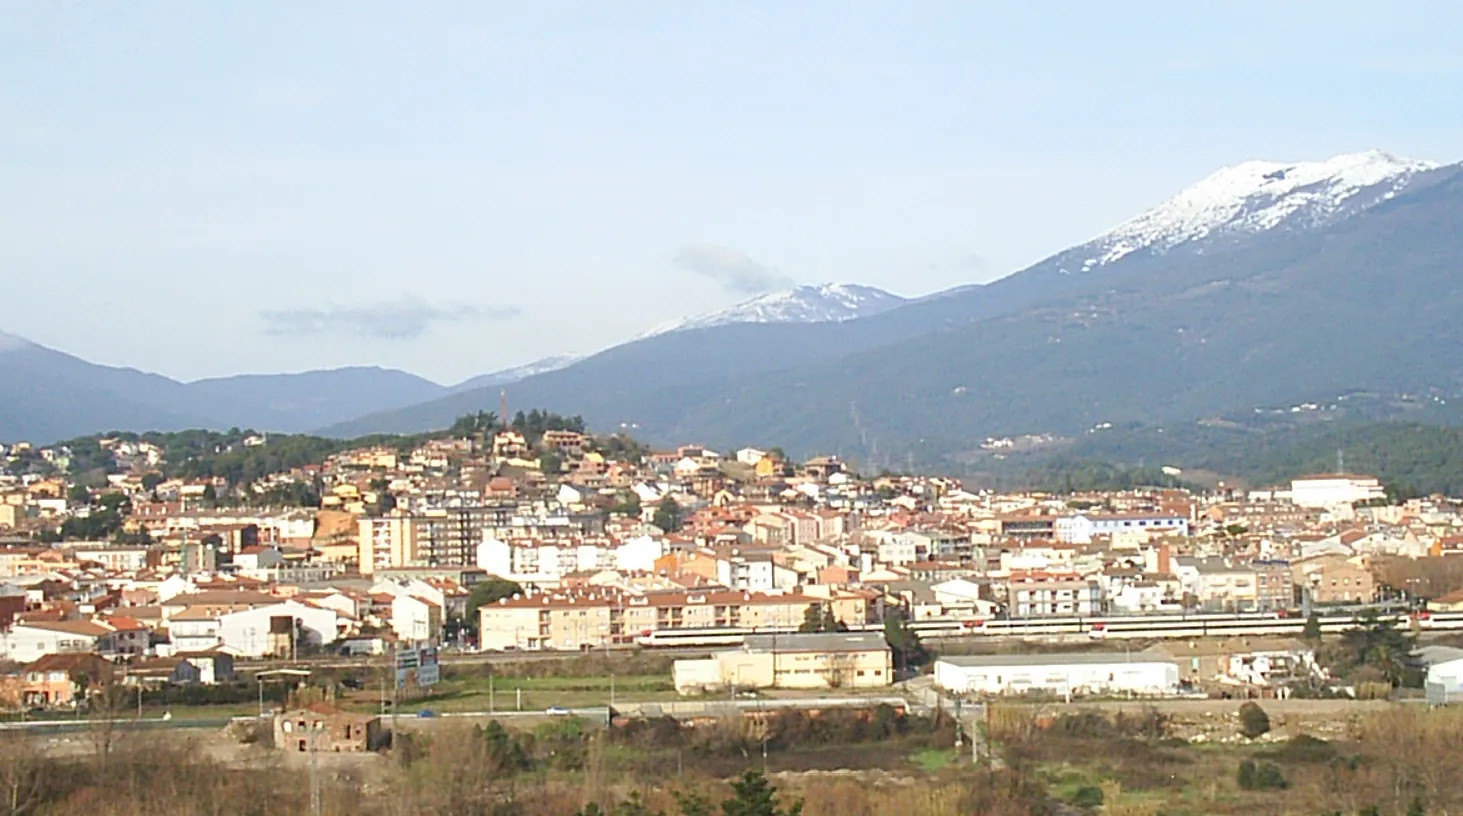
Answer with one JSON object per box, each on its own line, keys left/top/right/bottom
{"left": 1263, "top": 733, "right": 1337, "bottom": 764}
{"left": 1237, "top": 701, "right": 1271, "bottom": 739}
{"left": 1069, "top": 785, "right": 1105, "bottom": 808}
{"left": 1237, "top": 759, "right": 1288, "bottom": 790}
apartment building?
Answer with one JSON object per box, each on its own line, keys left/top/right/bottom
{"left": 1007, "top": 570, "right": 1103, "bottom": 618}
{"left": 477, "top": 588, "right": 823, "bottom": 651}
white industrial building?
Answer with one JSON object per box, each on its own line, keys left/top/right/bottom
{"left": 1420, "top": 645, "right": 1463, "bottom": 703}
{"left": 934, "top": 652, "right": 1180, "bottom": 697}
{"left": 1289, "top": 475, "right": 1386, "bottom": 508}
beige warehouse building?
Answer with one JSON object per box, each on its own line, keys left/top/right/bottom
{"left": 674, "top": 632, "right": 893, "bottom": 694}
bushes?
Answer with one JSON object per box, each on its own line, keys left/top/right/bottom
{"left": 1238, "top": 701, "right": 1271, "bottom": 739}
{"left": 1262, "top": 734, "right": 1337, "bottom": 764}
{"left": 1237, "top": 759, "right": 1288, "bottom": 790}
{"left": 1069, "top": 785, "right": 1105, "bottom": 808}
{"left": 1049, "top": 708, "right": 1170, "bottom": 741}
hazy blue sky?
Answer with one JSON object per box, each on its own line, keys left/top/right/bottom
{"left": 3, "top": 1, "right": 1461, "bottom": 384}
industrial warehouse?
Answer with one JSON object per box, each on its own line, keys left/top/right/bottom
{"left": 933, "top": 652, "right": 1181, "bottom": 697}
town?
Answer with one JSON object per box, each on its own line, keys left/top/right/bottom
{"left": 0, "top": 412, "right": 1458, "bottom": 716}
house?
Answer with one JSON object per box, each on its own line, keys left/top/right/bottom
{"left": 1291, "top": 555, "right": 1375, "bottom": 604}
{"left": 934, "top": 652, "right": 1179, "bottom": 697}
{"left": 1006, "top": 571, "right": 1102, "bottom": 618}
{"left": 205, "top": 601, "right": 343, "bottom": 658}
{"left": 128, "top": 651, "right": 236, "bottom": 686}
{"left": 232, "top": 546, "right": 286, "bottom": 574}
{"left": 0, "top": 620, "right": 112, "bottom": 661}
{"left": 1055, "top": 512, "right": 1190, "bottom": 544}
{"left": 21, "top": 652, "right": 115, "bottom": 708}
{"left": 673, "top": 632, "right": 893, "bottom": 694}
{"left": 1290, "top": 475, "right": 1386, "bottom": 508}
{"left": 390, "top": 594, "right": 442, "bottom": 644}
{"left": 274, "top": 704, "right": 385, "bottom": 753}
{"left": 1429, "top": 589, "right": 1463, "bottom": 613}
{"left": 96, "top": 615, "right": 152, "bottom": 656}
{"left": 735, "top": 448, "right": 768, "bottom": 466}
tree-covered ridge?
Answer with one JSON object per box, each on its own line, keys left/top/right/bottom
{"left": 1021, "top": 421, "right": 1463, "bottom": 497}
{"left": 28, "top": 409, "right": 617, "bottom": 488}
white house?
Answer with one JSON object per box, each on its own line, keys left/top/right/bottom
{"left": 613, "top": 535, "right": 664, "bottom": 573}
{"left": 1055, "top": 513, "right": 1190, "bottom": 544}
{"left": 736, "top": 448, "right": 768, "bottom": 466}
{"left": 934, "top": 653, "right": 1179, "bottom": 697}
{"left": 631, "top": 483, "right": 664, "bottom": 504}
{"left": 1420, "top": 645, "right": 1463, "bottom": 703}
{"left": 556, "top": 484, "right": 586, "bottom": 507}
{"left": 930, "top": 579, "right": 999, "bottom": 616}
{"left": 168, "top": 610, "right": 225, "bottom": 653}
{"left": 0, "top": 621, "right": 110, "bottom": 661}
{"left": 232, "top": 546, "right": 285, "bottom": 575}
{"left": 216, "top": 601, "right": 342, "bottom": 658}
{"left": 391, "top": 594, "right": 442, "bottom": 644}
{"left": 1290, "top": 475, "right": 1386, "bottom": 508}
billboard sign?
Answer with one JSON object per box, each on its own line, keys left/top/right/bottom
{"left": 394, "top": 646, "right": 440, "bottom": 689}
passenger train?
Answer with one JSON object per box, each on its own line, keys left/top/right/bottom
{"left": 635, "top": 609, "right": 1461, "bottom": 648}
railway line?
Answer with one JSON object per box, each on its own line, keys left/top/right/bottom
{"left": 632, "top": 609, "right": 1458, "bottom": 648}
{"left": 234, "top": 610, "right": 1454, "bottom": 669}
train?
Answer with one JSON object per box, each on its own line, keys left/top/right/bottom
{"left": 635, "top": 609, "right": 1463, "bottom": 648}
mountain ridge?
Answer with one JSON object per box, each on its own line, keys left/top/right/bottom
{"left": 319, "top": 154, "right": 1463, "bottom": 458}
{"left": 640, "top": 283, "right": 907, "bottom": 337}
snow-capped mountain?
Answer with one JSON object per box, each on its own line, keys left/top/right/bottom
{"left": 643, "top": 283, "right": 907, "bottom": 337}
{"left": 1060, "top": 150, "right": 1440, "bottom": 274}
{"left": 450, "top": 353, "right": 585, "bottom": 393}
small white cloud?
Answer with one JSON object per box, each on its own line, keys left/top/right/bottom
{"left": 673, "top": 243, "right": 794, "bottom": 294}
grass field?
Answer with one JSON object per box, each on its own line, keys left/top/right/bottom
{"left": 340, "top": 673, "right": 680, "bottom": 714}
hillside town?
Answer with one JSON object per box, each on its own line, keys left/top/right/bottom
{"left": 0, "top": 418, "right": 1460, "bottom": 710}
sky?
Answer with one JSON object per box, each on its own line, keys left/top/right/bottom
{"left": 2, "top": 1, "right": 1461, "bottom": 385}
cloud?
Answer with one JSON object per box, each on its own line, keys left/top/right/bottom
{"left": 259, "top": 297, "right": 520, "bottom": 340}
{"left": 673, "top": 243, "right": 794, "bottom": 294}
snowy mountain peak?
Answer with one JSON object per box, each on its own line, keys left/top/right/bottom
{"left": 643, "top": 283, "right": 907, "bottom": 337}
{"left": 1070, "top": 150, "right": 1440, "bottom": 272}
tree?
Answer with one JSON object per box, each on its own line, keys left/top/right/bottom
{"left": 653, "top": 499, "right": 683, "bottom": 533}
{"left": 609, "top": 494, "right": 641, "bottom": 517}
{"left": 539, "top": 451, "right": 563, "bottom": 474}
{"left": 1337, "top": 612, "right": 1417, "bottom": 686}
{"left": 798, "top": 604, "right": 847, "bottom": 633}
{"left": 883, "top": 607, "right": 928, "bottom": 672}
{"left": 1238, "top": 701, "right": 1271, "bottom": 739}
{"left": 1303, "top": 612, "right": 1322, "bottom": 643}
{"left": 721, "top": 771, "right": 802, "bottom": 816}
{"left": 449, "top": 411, "right": 500, "bottom": 440}
{"left": 465, "top": 578, "right": 525, "bottom": 624}
{"left": 67, "top": 483, "right": 90, "bottom": 503}
{"left": 140, "top": 472, "right": 164, "bottom": 491}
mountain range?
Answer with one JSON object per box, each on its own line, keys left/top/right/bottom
{"left": 8, "top": 150, "right": 1463, "bottom": 468}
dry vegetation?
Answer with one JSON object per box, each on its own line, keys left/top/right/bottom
{"left": 4, "top": 703, "right": 1463, "bottom": 815}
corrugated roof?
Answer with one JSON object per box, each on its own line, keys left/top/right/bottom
{"left": 743, "top": 632, "right": 889, "bottom": 653}
{"left": 937, "top": 651, "right": 1175, "bottom": 668}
